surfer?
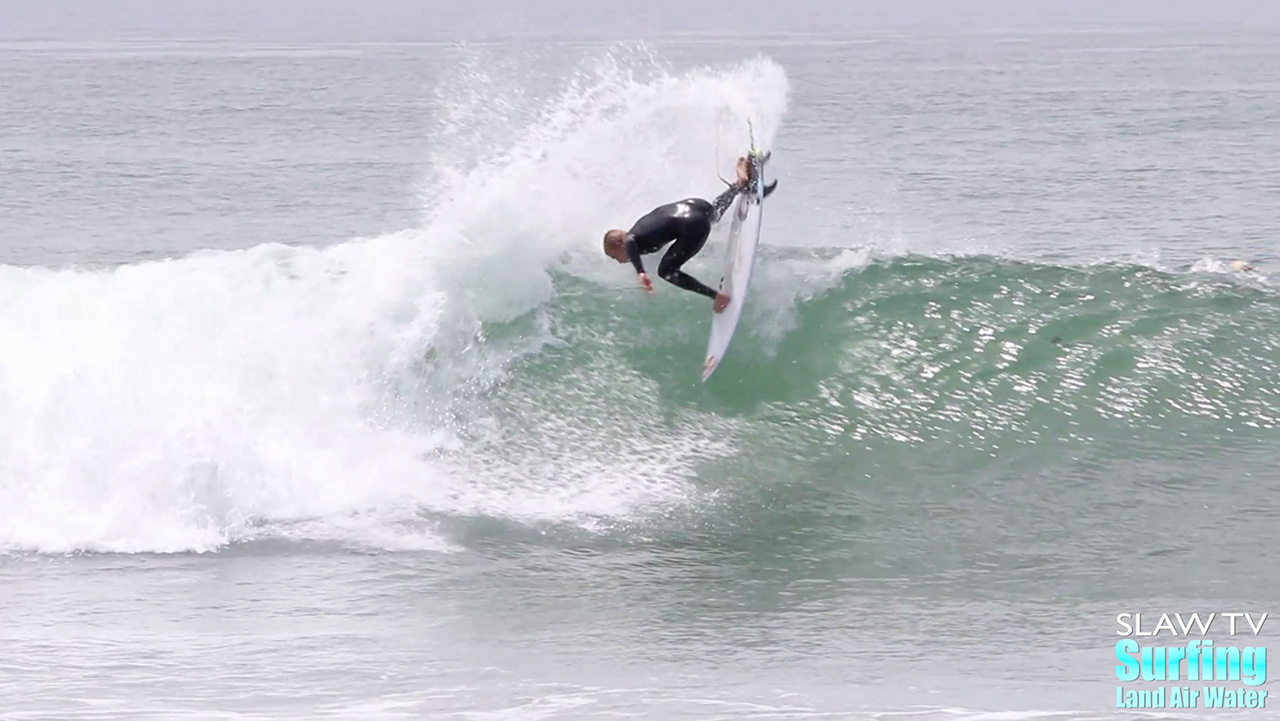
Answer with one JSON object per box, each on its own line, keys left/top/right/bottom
{"left": 602, "top": 157, "right": 776, "bottom": 313}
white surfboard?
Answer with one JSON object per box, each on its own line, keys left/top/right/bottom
{"left": 701, "top": 148, "right": 769, "bottom": 381}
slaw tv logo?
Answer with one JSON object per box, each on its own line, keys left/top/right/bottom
{"left": 1115, "top": 612, "right": 1268, "bottom": 710}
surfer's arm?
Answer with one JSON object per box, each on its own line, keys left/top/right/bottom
{"left": 659, "top": 267, "right": 718, "bottom": 299}
{"left": 657, "top": 242, "right": 718, "bottom": 299}
{"left": 624, "top": 234, "right": 645, "bottom": 275}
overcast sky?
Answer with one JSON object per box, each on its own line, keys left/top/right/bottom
{"left": 2, "top": 0, "right": 1278, "bottom": 40}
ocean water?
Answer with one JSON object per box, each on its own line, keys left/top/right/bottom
{"left": 3, "top": 28, "right": 1280, "bottom": 720}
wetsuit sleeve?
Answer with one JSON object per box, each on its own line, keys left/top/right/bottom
{"left": 661, "top": 268, "right": 718, "bottom": 299}
{"left": 711, "top": 182, "right": 744, "bottom": 223}
{"left": 625, "top": 235, "right": 645, "bottom": 275}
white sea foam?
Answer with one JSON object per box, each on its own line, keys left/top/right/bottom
{"left": 0, "top": 47, "right": 790, "bottom": 554}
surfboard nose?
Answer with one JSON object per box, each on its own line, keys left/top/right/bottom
{"left": 701, "top": 355, "right": 718, "bottom": 381}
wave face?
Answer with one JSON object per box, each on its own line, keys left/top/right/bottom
{"left": 0, "top": 48, "right": 790, "bottom": 554}
{"left": 4, "top": 43, "right": 1278, "bottom": 558}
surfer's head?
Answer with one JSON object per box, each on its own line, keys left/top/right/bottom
{"left": 602, "top": 229, "right": 628, "bottom": 263}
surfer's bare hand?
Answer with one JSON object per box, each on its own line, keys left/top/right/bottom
{"left": 713, "top": 292, "right": 730, "bottom": 313}
{"left": 638, "top": 272, "right": 653, "bottom": 293}
{"left": 735, "top": 157, "right": 749, "bottom": 186}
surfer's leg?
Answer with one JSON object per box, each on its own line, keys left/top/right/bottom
{"left": 711, "top": 184, "right": 743, "bottom": 222}
{"left": 657, "top": 219, "right": 718, "bottom": 300}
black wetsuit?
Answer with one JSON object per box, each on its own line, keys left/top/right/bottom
{"left": 624, "top": 184, "right": 746, "bottom": 299}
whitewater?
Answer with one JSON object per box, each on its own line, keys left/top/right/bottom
{"left": 0, "top": 48, "right": 791, "bottom": 554}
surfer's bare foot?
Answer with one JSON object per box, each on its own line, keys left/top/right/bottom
{"left": 713, "top": 292, "right": 730, "bottom": 313}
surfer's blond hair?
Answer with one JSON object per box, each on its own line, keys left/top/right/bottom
{"left": 602, "top": 229, "right": 625, "bottom": 255}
